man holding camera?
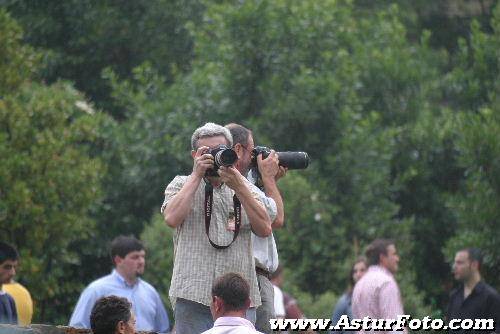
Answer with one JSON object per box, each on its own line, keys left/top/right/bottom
{"left": 161, "top": 122, "right": 274, "bottom": 334}
{"left": 225, "top": 123, "right": 285, "bottom": 334}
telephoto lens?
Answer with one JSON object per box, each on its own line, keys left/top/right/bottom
{"left": 251, "top": 146, "right": 309, "bottom": 170}
{"left": 275, "top": 151, "right": 309, "bottom": 169}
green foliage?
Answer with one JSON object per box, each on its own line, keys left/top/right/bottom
{"left": 391, "top": 108, "right": 462, "bottom": 309}
{"left": 141, "top": 213, "right": 175, "bottom": 318}
{"left": 444, "top": 108, "right": 500, "bottom": 287}
{"left": 446, "top": 17, "right": 500, "bottom": 111}
{"left": 443, "top": 5, "right": 500, "bottom": 289}
{"left": 0, "top": 81, "right": 108, "bottom": 323}
{"left": 3, "top": 0, "right": 205, "bottom": 116}
{"left": 0, "top": 9, "right": 39, "bottom": 94}
{"left": 0, "top": 8, "right": 111, "bottom": 323}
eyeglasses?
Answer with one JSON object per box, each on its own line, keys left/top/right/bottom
{"left": 240, "top": 144, "right": 254, "bottom": 153}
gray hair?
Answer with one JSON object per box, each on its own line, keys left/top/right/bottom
{"left": 191, "top": 122, "right": 233, "bottom": 150}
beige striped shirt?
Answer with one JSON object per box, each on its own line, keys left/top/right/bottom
{"left": 162, "top": 175, "right": 270, "bottom": 308}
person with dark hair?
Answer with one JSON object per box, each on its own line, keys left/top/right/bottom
{"left": 202, "top": 273, "right": 263, "bottom": 334}
{"left": 0, "top": 242, "right": 18, "bottom": 325}
{"left": 352, "top": 239, "right": 407, "bottom": 334}
{"left": 1, "top": 241, "right": 33, "bottom": 326}
{"left": 161, "top": 123, "right": 273, "bottom": 333}
{"left": 90, "top": 295, "right": 135, "bottom": 334}
{"left": 225, "top": 123, "right": 286, "bottom": 334}
{"left": 69, "top": 236, "right": 170, "bottom": 333}
{"left": 330, "top": 257, "right": 367, "bottom": 333}
{"left": 446, "top": 248, "right": 500, "bottom": 333}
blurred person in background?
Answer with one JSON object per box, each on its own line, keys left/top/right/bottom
{"left": 352, "top": 239, "right": 406, "bottom": 334}
{"left": 447, "top": 247, "right": 500, "bottom": 334}
{"left": 270, "top": 265, "right": 312, "bottom": 334}
{"left": 330, "top": 257, "right": 367, "bottom": 333}
{"left": 2, "top": 278, "right": 33, "bottom": 326}
{"left": 1, "top": 242, "right": 32, "bottom": 326}
{"left": 70, "top": 235, "right": 170, "bottom": 333}
{"left": 0, "top": 242, "right": 19, "bottom": 325}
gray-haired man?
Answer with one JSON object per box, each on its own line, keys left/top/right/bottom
{"left": 161, "top": 122, "right": 274, "bottom": 334}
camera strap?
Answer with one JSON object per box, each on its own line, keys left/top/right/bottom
{"left": 204, "top": 182, "right": 241, "bottom": 249}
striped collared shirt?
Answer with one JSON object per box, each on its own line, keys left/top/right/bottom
{"left": 162, "top": 175, "right": 272, "bottom": 308}
{"left": 352, "top": 265, "right": 407, "bottom": 334}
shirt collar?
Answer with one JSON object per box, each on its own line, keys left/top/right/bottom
{"left": 214, "top": 316, "right": 255, "bottom": 329}
{"left": 370, "top": 264, "right": 394, "bottom": 277}
{"left": 466, "top": 280, "right": 485, "bottom": 297}
{"left": 112, "top": 269, "right": 139, "bottom": 288}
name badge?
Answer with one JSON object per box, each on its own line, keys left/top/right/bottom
{"left": 227, "top": 211, "right": 236, "bottom": 231}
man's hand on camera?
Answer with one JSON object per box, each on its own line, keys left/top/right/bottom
{"left": 218, "top": 166, "right": 244, "bottom": 190}
{"left": 257, "top": 150, "right": 280, "bottom": 181}
{"left": 192, "top": 146, "right": 214, "bottom": 178}
{"left": 275, "top": 165, "right": 288, "bottom": 181}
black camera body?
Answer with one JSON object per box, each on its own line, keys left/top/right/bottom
{"left": 251, "top": 146, "right": 310, "bottom": 170}
{"left": 205, "top": 145, "right": 238, "bottom": 177}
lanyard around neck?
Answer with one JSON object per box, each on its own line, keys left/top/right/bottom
{"left": 204, "top": 182, "right": 241, "bottom": 249}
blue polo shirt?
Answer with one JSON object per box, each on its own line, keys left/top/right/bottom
{"left": 69, "top": 270, "right": 170, "bottom": 333}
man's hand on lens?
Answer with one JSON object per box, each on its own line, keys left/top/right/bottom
{"left": 218, "top": 166, "right": 244, "bottom": 190}
{"left": 275, "top": 166, "right": 288, "bottom": 181}
{"left": 192, "top": 146, "right": 214, "bottom": 178}
{"left": 257, "top": 150, "right": 280, "bottom": 181}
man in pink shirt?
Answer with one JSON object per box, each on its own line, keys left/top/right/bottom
{"left": 351, "top": 239, "right": 407, "bottom": 333}
{"left": 202, "top": 273, "right": 263, "bottom": 334}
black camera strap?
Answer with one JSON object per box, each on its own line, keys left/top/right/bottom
{"left": 204, "top": 182, "right": 241, "bottom": 249}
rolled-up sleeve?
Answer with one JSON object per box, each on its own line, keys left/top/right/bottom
{"left": 249, "top": 182, "right": 277, "bottom": 222}
{"left": 160, "top": 176, "right": 188, "bottom": 214}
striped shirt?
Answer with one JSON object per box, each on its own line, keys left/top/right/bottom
{"left": 162, "top": 175, "right": 272, "bottom": 308}
{"left": 351, "top": 265, "right": 407, "bottom": 334}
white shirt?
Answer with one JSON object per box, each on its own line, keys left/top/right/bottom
{"left": 201, "top": 316, "right": 264, "bottom": 334}
{"left": 247, "top": 171, "right": 279, "bottom": 273}
{"left": 273, "top": 285, "right": 286, "bottom": 317}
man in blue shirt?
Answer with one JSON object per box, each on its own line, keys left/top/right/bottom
{"left": 69, "top": 236, "right": 170, "bottom": 333}
{"left": 0, "top": 242, "right": 18, "bottom": 325}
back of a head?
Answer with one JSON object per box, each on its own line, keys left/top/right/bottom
{"left": 225, "top": 123, "right": 251, "bottom": 146}
{"left": 191, "top": 122, "right": 233, "bottom": 150}
{"left": 110, "top": 236, "right": 144, "bottom": 262}
{"left": 365, "top": 239, "right": 394, "bottom": 266}
{"left": 0, "top": 242, "right": 19, "bottom": 265}
{"left": 90, "top": 296, "right": 132, "bottom": 334}
{"left": 212, "top": 272, "right": 250, "bottom": 312}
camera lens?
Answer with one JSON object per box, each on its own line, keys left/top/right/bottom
{"left": 215, "top": 149, "right": 238, "bottom": 167}
{"left": 277, "top": 151, "right": 309, "bottom": 169}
